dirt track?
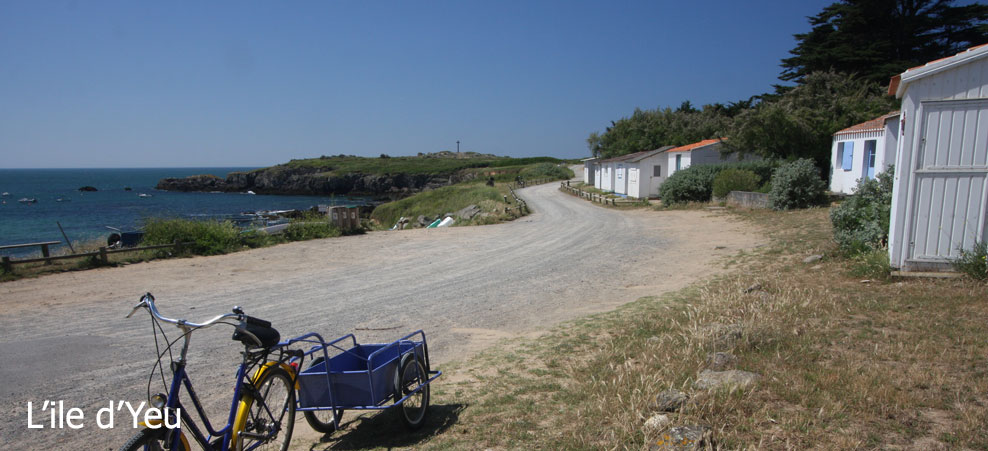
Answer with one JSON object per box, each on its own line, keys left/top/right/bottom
{"left": 0, "top": 182, "right": 763, "bottom": 449}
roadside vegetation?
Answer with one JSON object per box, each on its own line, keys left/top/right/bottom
{"left": 369, "top": 164, "right": 574, "bottom": 229}
{"left": 333, "top": 206, "right": 987, "bottom": 449}
{"left": 0, "top": 213, "right": 345, "bottom": 282}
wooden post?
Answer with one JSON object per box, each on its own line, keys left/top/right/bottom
{"left": 98, "top": 247, "right": 108, "bottom": 265}
{"left": 1, "top": 256, "right": 11, "bottom": 273}
{"left": 41, "top": 243, "right": 52, "bottom": 265}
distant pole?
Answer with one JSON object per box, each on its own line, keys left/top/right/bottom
{"left": 456, "top": 140, "right": 460, "bottom": 154}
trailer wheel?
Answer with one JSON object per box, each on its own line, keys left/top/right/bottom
{"left": 394, "top": 352, "right": 429, "bottom": 430}
{"left": 302, "top": 357, "right": 343, "bottom": 434}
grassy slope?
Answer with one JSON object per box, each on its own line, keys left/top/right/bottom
{"left": 369, "top": 164, "right": 574, "bottom": 228}
{"left": 317, "top": 208, "right": 988, "bottom": 449}
{"left": 370, "top": 182, "right": 513, "bottom": 227}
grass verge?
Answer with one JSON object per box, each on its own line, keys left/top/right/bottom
{"left": 313, "top": 207, "right": 988, "bottom": 450}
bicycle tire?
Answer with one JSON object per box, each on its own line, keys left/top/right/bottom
{"left": 232, "top": 365, "right": 296, "bottom": 451}
{"left": 119, "top": 427, "right": 188, "bottom": 451}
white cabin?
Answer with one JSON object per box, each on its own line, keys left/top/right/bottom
{"left": 830, "top": 112, "right": 900, "bottom": 194}
{"left": 888, "top": 43, "right": 988, "bottom": 271}
{"left": 666, "top": 138, "right": 745, "bottom": 177}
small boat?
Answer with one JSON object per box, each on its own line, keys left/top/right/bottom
{"left": 18, "top": 198, "right": 37, "bottom": 204}
{"left": 55, "top": 197, "right": 71, "bottom": 202}
{"left": 1, "top": 192, "right": 9, "bottom": 197}
{"left": 246, "top": 190, "right": 256, "bottom": 195}
{"left": 138, "top": 193, "right": 152, "bottom": 198}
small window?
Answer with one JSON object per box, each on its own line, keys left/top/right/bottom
{"left": 675, "top": 154, "right": 682, "bottom": 171}
{"left": 841, "top": 142, "right": 854, "bottom": 171}
{"left": 653, "top": 165, "right": 661, "bottom": 177}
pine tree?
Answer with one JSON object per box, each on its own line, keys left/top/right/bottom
{"left": 781, "top": 0, "right": 988, "bottom": 84}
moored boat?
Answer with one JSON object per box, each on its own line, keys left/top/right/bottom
{"left": 18, "top": 198, "right": 37, "bottom": 204}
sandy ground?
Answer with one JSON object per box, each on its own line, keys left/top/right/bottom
{"left": 0, "top": 182, "right": 763, "bottom": 449}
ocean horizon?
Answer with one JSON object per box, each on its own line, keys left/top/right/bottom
{"left": 0, "top": 167, "right": 365, "bottom": 257}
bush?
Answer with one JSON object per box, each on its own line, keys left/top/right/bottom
{"left": 712, "top": 169, "right": 761, "bottom": 199}
{"left": 520, "top": 162, "right": 573, "bottom": 180}
{"left": 829, "top": 167, "right": 893, "bottom": 255}
{"left": 952, "top": 240, "right": 987, "bottom": 281}
{"left": 849, "top": 248, "right": 892, "bottom": 280}
{"left": 282, "top": 221, "right": 340, "bottom": 241}
{"left": 769, "top": 158, "right": 827, "bottom": 210}
{"left": 659, "top": 160, "right": 777, "bottom": 205}
{"left": 142, "top": 218, "right": 241, "bottom": 256}
{"left": 659, "top": 165, "right": 722, "bottom": 204}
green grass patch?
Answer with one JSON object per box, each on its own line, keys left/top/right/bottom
{"left": 142, "top": 217, "right": 241, "bottom": 256}
{"left": 370, "top": 184, "right": 511, "bottom": 227}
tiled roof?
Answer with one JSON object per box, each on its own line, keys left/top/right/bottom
{"left": 667, "top": 138, "right": 726, "bottom": 153}
{"left": 834, "top": 111, "right": 900, "bottom": 135}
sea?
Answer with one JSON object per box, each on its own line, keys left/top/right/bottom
{"left": 0, "top": 168, "right": 366, "bottom": 258}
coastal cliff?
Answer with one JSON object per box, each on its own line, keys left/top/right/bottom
{"left": 156, "top": 153, "right": 565, "bottom": 197}
{"left": 156, "top": 166, "right": 477, "bottom": 197}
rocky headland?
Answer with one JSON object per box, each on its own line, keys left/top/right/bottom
{"left": 156, "top": 166, "right": 478, "bottom": 197}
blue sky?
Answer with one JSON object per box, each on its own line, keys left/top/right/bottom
{"left": 1, "top": 1, "right": 834, "bottom": 168}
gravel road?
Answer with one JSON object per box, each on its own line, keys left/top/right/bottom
{"left": 0, "top": 182, "right": 762, "bottom": 449}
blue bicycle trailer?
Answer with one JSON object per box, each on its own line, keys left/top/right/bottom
{"left": 286, "top": 330, "right": 441, "bottom": 432}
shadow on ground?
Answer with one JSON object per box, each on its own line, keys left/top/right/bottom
{"left": 305, "top": 403, "right": 466, "bottom": 450}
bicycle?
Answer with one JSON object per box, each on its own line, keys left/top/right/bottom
{"left": 120, "top": 293, "right": 299, "bottom": 451}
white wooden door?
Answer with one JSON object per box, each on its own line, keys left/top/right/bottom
{"left": 906, "top": 99, "right": 988, "bottom": 263}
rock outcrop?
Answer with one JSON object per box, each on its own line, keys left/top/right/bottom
{"left": 156, "top": 166, "right": 478, "bottom": 197}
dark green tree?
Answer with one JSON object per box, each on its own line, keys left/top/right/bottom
{"left": 781, "top": 0, "right": 988, "bottom": 84}
{"left": 587, "top": 104, "right": 733, "bottom": 159}
{"left": 728, "top": 71, "right": 899, "bottom": 173}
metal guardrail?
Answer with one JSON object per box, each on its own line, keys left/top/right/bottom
{"left": 1, "top": 240, "right": 193, "bottom": 272}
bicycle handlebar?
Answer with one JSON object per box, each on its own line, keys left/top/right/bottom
{"left": 127, "top": 292, "right": 242, "bottom": 329}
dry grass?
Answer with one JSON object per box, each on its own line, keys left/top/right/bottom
{"left": 321, "top": 207, "right": 988, "bottom": 450}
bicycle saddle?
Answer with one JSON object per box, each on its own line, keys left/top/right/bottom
{"left": 232, "top": 317, "right": 281, "bottom": 348}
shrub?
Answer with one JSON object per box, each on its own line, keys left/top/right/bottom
{"left": 849, "top": 248, "right": 892, "bottom": 280}
{"left": 769, "top": 158, "right": 827, "bottom": 210}
{"left": 240, "top": 229, "right": 285, "bottom": 248}
{"left": 142, "top": 218, "right": 241, "bottom": 256}
{"left": 520, "top": 162, "right": 573, "bottom": 180}
{"left": 712, "top": 169, "right": 761, "bottom": 199}
{"left": 829, "top": 167, "right": 893, "bottom": 255}
{"left": 659, "top": 160, "right": 777, "bottom": 205}
{"left": 282, "top": 221, "right": 340, "bottom": 241}
{"left": 659, "top": 165, "right": 722, "bottom": 204}
{"left": 952, "top": 240, "right": 987, "bottom": 281}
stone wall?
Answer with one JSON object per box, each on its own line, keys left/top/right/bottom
{"left": 726, "top": 191, "right": 770, "bottom": 209}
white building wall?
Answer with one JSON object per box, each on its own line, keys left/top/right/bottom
{"left": 889, "top": 56, "right": 988, "bottom": 271}
{"left": 829, "top": 130, "right": 884, "bottom": 194}
{"left": 633, "top": 154, "right": 667, "bottom": 198}
{"left": 593, "top": 164, "right": 602, "bottom": 190}
{"left": 600, "top": 163, "right": 613, "bottom": 192}
{"left": 614, "top": 163, "right": 628, "bottom": 195}
{"left": 667, "top": 152, "right": 692, "bottom": 177}
{"left": 627, "top": 166, "right": 641, "bottom": 198}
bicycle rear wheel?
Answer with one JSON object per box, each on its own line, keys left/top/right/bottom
{"left": 233, "top": 366, "right": 296, "bottom": 451}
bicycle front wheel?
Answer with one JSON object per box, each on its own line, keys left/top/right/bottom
{"left": 232, "top": 366, "right": 296, "bottom": 451}
{"left": 119, "top": 427, "right": 188, "bottom": 451}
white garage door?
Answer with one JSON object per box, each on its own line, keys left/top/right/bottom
{"left": 906, "top": 99, "right": 988, "bottom": 263}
